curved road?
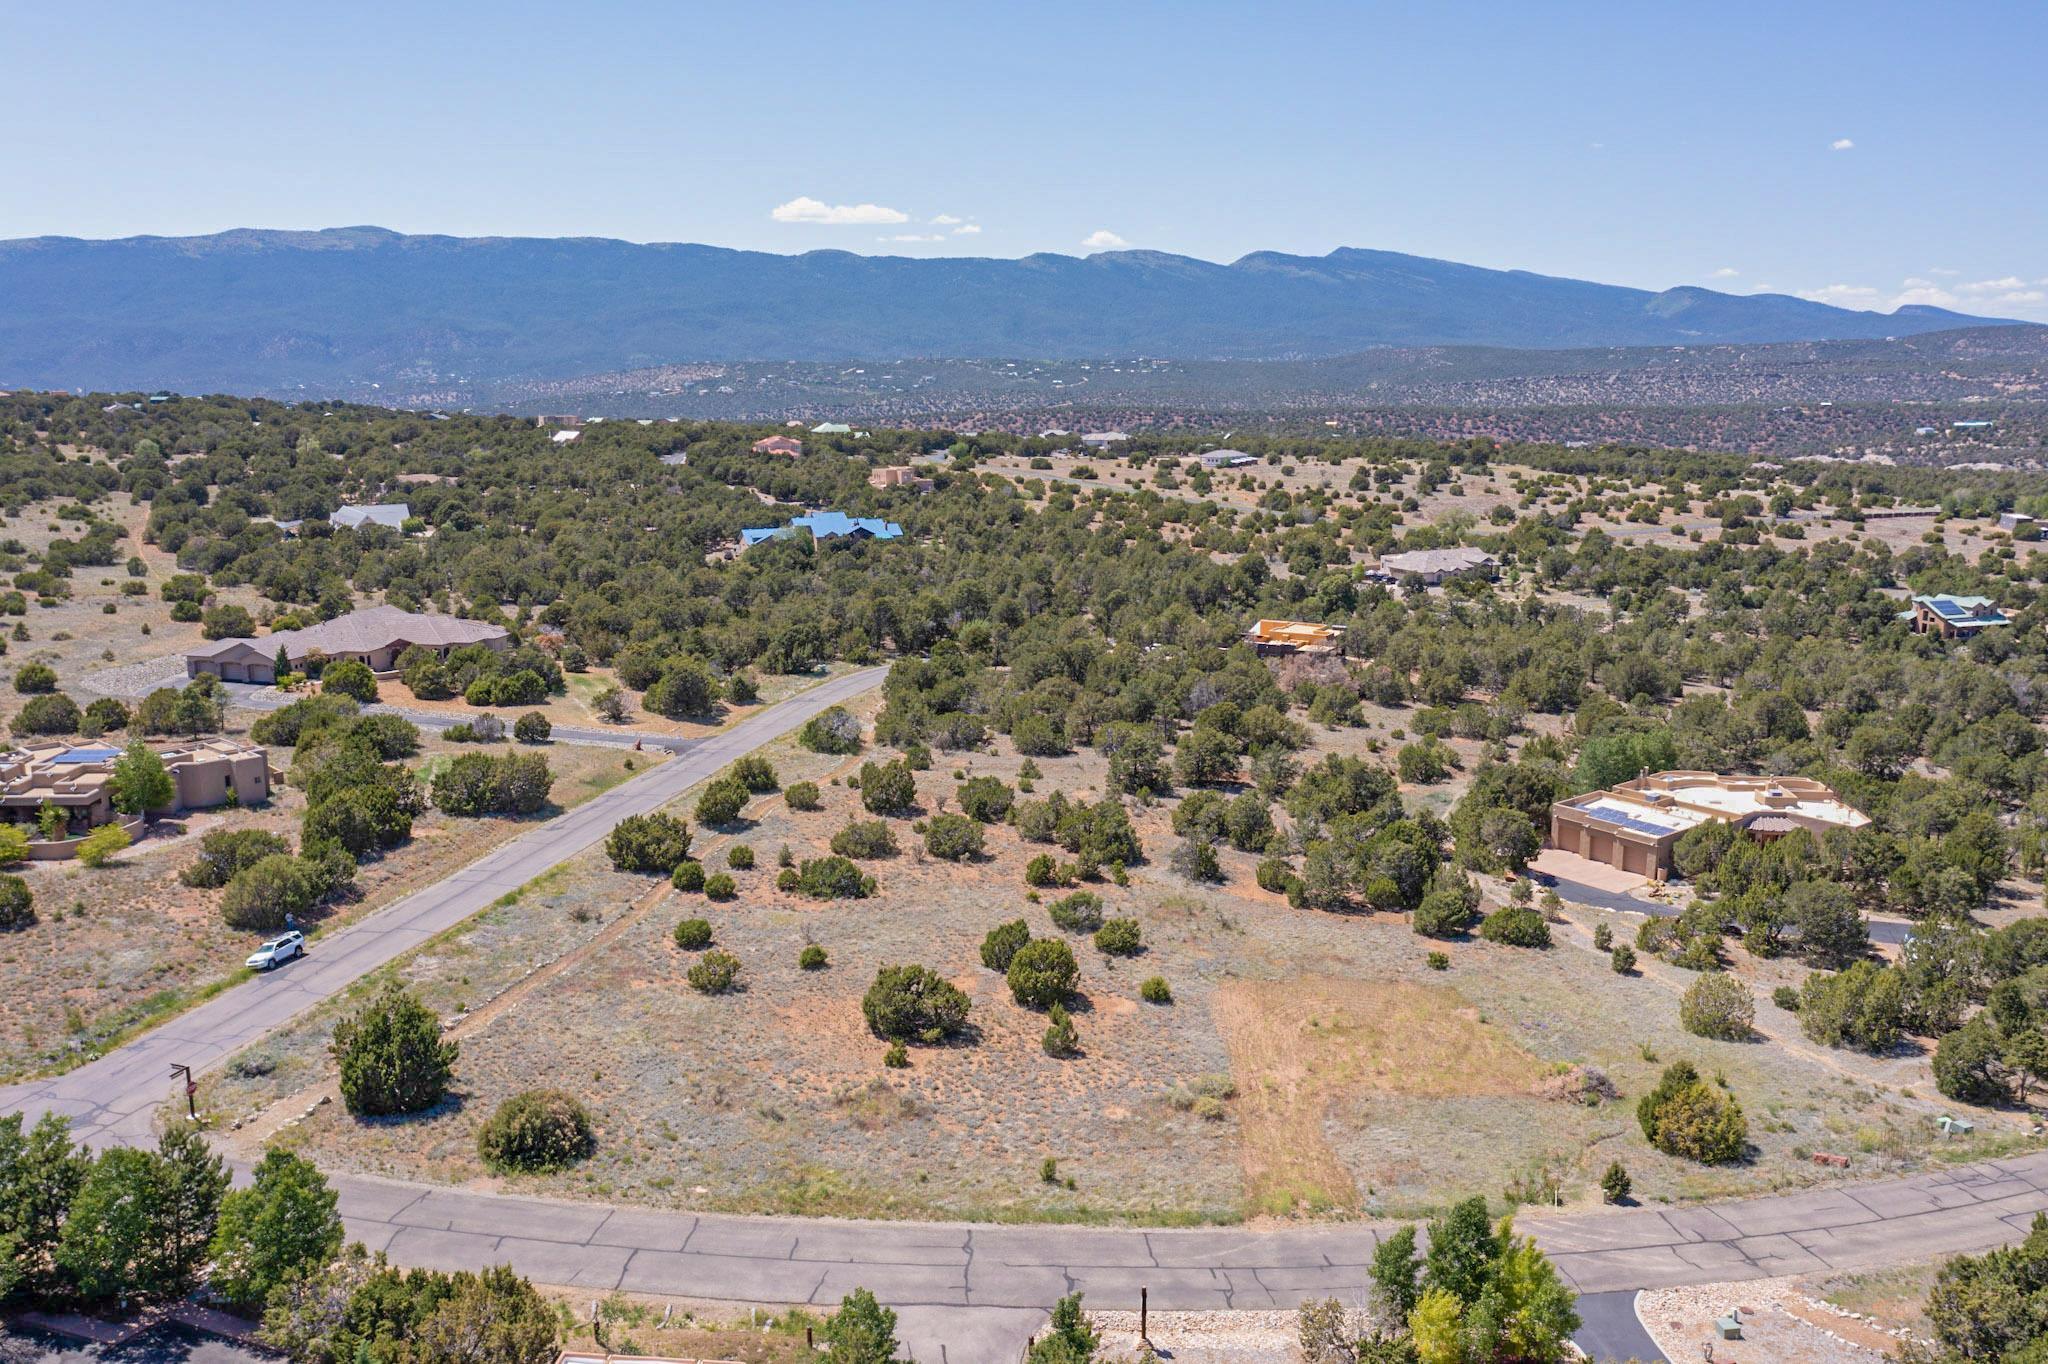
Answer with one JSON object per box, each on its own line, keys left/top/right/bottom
{"left": 0, "top": 665, "right": 889, "bottom": 1150}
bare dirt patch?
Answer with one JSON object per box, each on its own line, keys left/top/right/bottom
{"left": 1215, "top": 976, "right": 1545, "bottom": 1216}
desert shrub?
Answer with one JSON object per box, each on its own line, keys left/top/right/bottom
{"left": 431, "top": 751, "right": 553, "bottom": 816}
{"left": 1170, "top": 837, "right": 1223, "bottom": 883}
{"left": 956, "top": 775, "right": 1014, "bottom": 823}
{"left": 83, "top": 697, "right": 130, "bottom": 733}
{"left": 800, "top": 944, "right": 829, "bottom": 970}
{"left": 199, "top": 605, "right": 253, "bottom": 639}
{"left": 1041, "top": 1004, "right": 1079, "bottom": 1057}
{"left": 1048, "top": 891, "right": 1104, "bottom": 933}
{"left": 76, "top": 823, "right": 133, "bottom": 867}
{"left": 0, "top": 875, "right": 33, "bottom": 930}
{"left": 1140, "top": 976, "right": 1172, "bottom": 1004}
{"left": 1255, "top": 857, "right": 1293, "bottom": 893}
{"left": 784, "top": 781, "right": 822, "bottom": 810}
{"left": 249, "top": 693, "right": 358, "bottom": 747}
{"left": 687, "top": 950, "right": 742, "bottom": 994}
{"left": 1773, "top": 984, "right": 1801, "bottom": 1011}
{"left": 671, "top": 859, "right": 705, "bottom": 891}
{"left": 1636, "top": 1061, "right": 1747, "bottom": 1164}
{"left": 1610, "top": 943, "right": 1637, "bottom": 973}
{"left": 694, "top": 776, "right": 749, "bottom": 826}
{"left": 1593, "top": 923, "right": 1613, "bottom": 951}
{"left": 220, "top": 850, "right": 353, "bottom": 930}
{"left": 831, "top": 819, "right": 899, "bottom": 859}
{"left": 859, "top": 759, "right": 917, "bottom": 814}
{"left": 796, "top": 855, "right": 875, "bottom": 899}
{"left": 1798, "top": 961, "right": 1906, "bottom": 1053}
{"left": 513, "top": 712, "right": 552, "bottom": 743}
{"left": 776, "top": 868, "right": 799, "bottom": 891}
{"left": 1670, "top": 933, "right": 1722, "bottom": 971}
{"left": 304, "top": 785, "right": 414, "bottom": 856}
{"left": 1023, "top": 852, "right": 1069, "bottom": 887}
{"left": 1933, "top": 1016, "right": 2008, "bottom": 1105}
{"left": 332, "top": 984, "right": 457, "bottom": 1117}
{"left": 1479, "top": 905, "right": 1551, "bottom": 948}
{"left": 799, "top": 705, "right": 863, "bottom": 754}
{"left": 1085, "top": 916, "right": 1136, "bottom": 958}
{"left": 320, "top": 660, "right": 379, "bottom": 704}
{"left": 1412, "top": 875, "right": 1480, "bottom": 938}
{"left": 12, "top": 692, "right": 82, "bottom": 736}
{"left": 605, "top": 812, "right": 691, "bottom": 873}
{"left": 1680, "top": 972, "right": 1755, "bottom": 1041}
{"left": 980, "top": 918, "right": 1031, "bottom": 972}
{"left": 923, "top": 813, "right": 985, "bottom": 860}
{"left": 349, "top": 713, "right": 421, "bottom": 758}
{"left": 728, "top": 754, "right": 778, "bottom": 792}
{"left": 1223, "top": 792, "right": 1275, "bottom": 852}
{"left": 476, "top": 1090, "right": 593, "bottom": 1173}
{"left": 13, "top": 661, "right": 57, "bottom": 694}
{"left": 1396, "top": 738, "right": 1456, "bottom": 784}
{"left": 703, "top": 872, "right": 737, "bottom": 901}
{"left": 673, "top": 917, "right": 713, "bottom": 949}
{"left": 726, "top": 843, "right": 755, "bottom": 870}
{"left": 1007, "top": 937, "right": 1078, "bottom": 1009}
{"left": 862, "top": 964, "right": 971, "bottom": 1043}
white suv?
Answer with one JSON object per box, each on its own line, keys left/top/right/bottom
{"left": 246, "top": 931, "right": 306, "bottom": 970}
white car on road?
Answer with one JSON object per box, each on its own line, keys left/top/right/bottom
{"left": 246, "top": 931, "right": 306, "bottom": 970}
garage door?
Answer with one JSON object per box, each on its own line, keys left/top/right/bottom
{"left": 220, "top": 663, "right": 246, "bottom": 682}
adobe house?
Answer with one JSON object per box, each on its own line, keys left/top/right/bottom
{"left": 1549, "top": 771, "right": 1869, "bottom": 880}
{"left": 0, "top": 738, "right": 274, "bottom": 847}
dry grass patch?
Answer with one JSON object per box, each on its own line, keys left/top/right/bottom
{"left": 1215, "top": 976, "right": 1545, "bottom": 1216}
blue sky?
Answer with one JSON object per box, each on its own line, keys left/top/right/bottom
{"left": 8, "top": 0, "right": 2045, "bottom": 319}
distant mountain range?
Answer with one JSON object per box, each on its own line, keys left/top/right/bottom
{"left": 0, "top": 226, "right": 2028, "bottom": 395}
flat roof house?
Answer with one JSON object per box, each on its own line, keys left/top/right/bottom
{"left": 1373, "top": 547, "right": 1498, "bottom": 584}
{"left": 752, "top": 435, "right": 804, "bottom": 457}
{"left": 1243, "top": 619, "right": 1345, "bottom": 657}
{"left": 1080, "top": 431, "right": 1129, "bottom": 449}
{"left": 1195, "top": 449, "right": 1259, "bottom": 470}
{"left": 186, "top": 605, "right": 512, "bottom": 683}
{"left": 1901, "top": 594, "right": 2010, "bottom": 639}
{"left": 868, "top": 466, "right": 934, "bottom": 492}
{"left": 0, "top": 738, "right": 272, "bottom": 844}
{"left": 1550, "top": 771, "right": 1869, "bottom": 880}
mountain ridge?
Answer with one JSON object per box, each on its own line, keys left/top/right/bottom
{"left": 0, "top": 227, "right": 2025, "bottom": 394}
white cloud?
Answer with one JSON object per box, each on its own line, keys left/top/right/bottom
{"left": 1081, "top": 229, "right": 1129, "bottom": 251}
{"left": 1711, "top": 267, "right": 1740, "bottom": 278}
{"left": 772, "top": 196, "right": 909, "bottom": 225}
{"left": 1830, "top": 138, "right": 1855, "bottom": 151}
{"left": 952, "top": 223, "right": 982, "bottom": 236}
{"left": 930, "top": 213, "right": 963, "bottom": 225}
{"left": 880, "top": 233, "right": 945, "bottom": 243}
{"left": 1798, "top": 283, "right": 1885, "bottom": 309}
{"left": 1798, "top": 275, "right": 2048, "bottom": 317}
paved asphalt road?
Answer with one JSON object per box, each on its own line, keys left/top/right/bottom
{"left": 318, "top": 1150, "right": 2048, "bottom": 1362}
{"left": 1543, "top": 874, "right": 1913, "bottom": 945}
{"left": 1573, "top": 1291, "right": 1664, "bottom": 1362}
{"left": 0, "top": 665, "right": 888, "bottom": 1150}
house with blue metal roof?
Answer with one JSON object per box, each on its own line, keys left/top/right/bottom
{"left": 740, "top": 511, "right": 904, "bottom": 549}
{"left": 1901, "top": 593, "right": 2010, "bottom": 640}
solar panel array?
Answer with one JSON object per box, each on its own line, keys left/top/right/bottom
{"left": 1582, "top": 802, "right": 1683, "bottom": 838}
